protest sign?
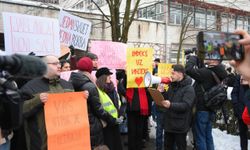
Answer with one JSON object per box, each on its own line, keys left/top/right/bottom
{"left": 90, "top": 41, "right": 126, "bottom": 69}
{"left": 44, "top": 92, "right": 90, "bottom": 150}
{"left": 2, "top": 12, "right": 60, "bottom": 56}
{"left": 126, "top": 47, "right": 153, "bottom": 88}
{"left": 59, "top": 10, "right": 91, "bottom": 51}
{"left": 157, "top": 63, "right": 173, "bottom": 78}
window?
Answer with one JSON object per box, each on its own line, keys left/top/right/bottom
{"left": 221, "top": 13, "right": 228, "bottom": 32}
{"left": 248, "top": 17, "right": 250, "bottom": 33}
{"left": 182, "top": 5, "right": 194, "bottom": 26}
{"left": 206, "top": 10, "right": 216, "bottom": 29}
{"left": 236, "top": 16, "right": 244, "bottom": 30}
{"left": 228, "top": 15, "right": 236, "bottom": 32}
{"left": 169, "top": 2, "right": 182, "bottom": 25}
{"left": 195, "top": 8, "right": 206, "bottom": 28}
{"left": 137, "top": 2, "right": 164, "bottom": 21}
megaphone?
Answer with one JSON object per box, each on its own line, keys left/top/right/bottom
{"left": 144, "top": 71, "right": 171, "bottom": 87}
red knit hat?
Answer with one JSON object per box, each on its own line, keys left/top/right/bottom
{"left": 242, "top": 107, "right": 250, "bottom": 125}
{"left": 77, "top": 57, "right": 93, "bottom": 73}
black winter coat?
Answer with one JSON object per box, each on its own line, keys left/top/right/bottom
{"left": 231, "top": 75, "right": 249, "bottom": 119}
{"left": 70, "top": 72, "right": 116, "bottom": 148}
{"left": 162, "top": 76, "right": 195, "bottom": 133}
{"left": 185, "top": 56, "right": 228, "bottom": 111}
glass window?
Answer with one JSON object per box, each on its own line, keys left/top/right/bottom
{"left": 169, "top": 2, "right": 182, "bottom": 25}
{"left": 137, "top": 2, "right": 164, "bottom": 21}
{"left": 183, "top": 5, "right": 194, "bottom": 26}
{"left": 228, "top": 15, "right": 236, "bottom": 32}
{"left": 221, "top": 13, "right": 228, "bottom": 32}
{"left": 207, "top": 10, "right": 216, "bottom": 29}
{"left": 236, "top": 16, "right": 244, "bottom": 30}
{"left": 195, "top": 8, "right": 206, "bottom": 28}
{"left": 248, "top": 17, "right": 250, "bottom": 33}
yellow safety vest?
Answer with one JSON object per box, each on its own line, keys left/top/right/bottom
{"left": 97, "top": 88, "right": 118, "bottom": 119}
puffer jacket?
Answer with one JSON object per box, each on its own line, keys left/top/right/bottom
{"left": 162, "top": 76, "right": 195, "bottom": 133}
{"left": 70, "top": 72, "right": 116, "bottom": 148}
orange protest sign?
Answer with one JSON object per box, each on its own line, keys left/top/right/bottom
{"left": 44, "top": 92, "right": 90, "bottom": 150}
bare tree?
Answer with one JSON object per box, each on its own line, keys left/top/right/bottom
{"left": 92, "top": 0, "right": 140, "bottom": 43}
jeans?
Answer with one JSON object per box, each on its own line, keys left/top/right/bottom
{"left": 194, "top": 111, "right": 214, "bottom": 150}
{"left": 0, "top": 139, "right": 11, "bottom": 150}
{"left": 156, "top": 111, "right": 164, "bottom": 150}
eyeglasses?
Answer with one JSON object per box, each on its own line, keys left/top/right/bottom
{"left": 47, "top": 62, "right": 61, "bottom": 66}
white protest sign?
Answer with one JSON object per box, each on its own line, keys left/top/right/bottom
{"left": 59, "top": 10, "right": 92, "bottom": 51}
{"left": 2, "top": 12, "right": 60, "bottom": 56}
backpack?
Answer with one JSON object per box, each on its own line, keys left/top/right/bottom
{"left": 202, "top": 71, "right": 227, "bottom": 112}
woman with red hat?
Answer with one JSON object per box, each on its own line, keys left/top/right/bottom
{"left": 70, "top": 57, "right": 117, "bottom": 149}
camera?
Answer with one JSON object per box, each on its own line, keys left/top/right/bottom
{"left": 197, "top": 31, "right": 244, "bottom": 60}
{"left": 0, "top": 54, "right": 47, "bottom": 129}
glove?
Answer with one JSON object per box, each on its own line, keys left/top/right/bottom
{"left": 116, "top": 116, "right": 124, "bottom": 124}
{"left": 161, "top": 77, "right": 171, "bottom": 84}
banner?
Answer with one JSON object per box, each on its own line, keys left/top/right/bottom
{"left": 44, "top": 92, "right": 90, "bottom": 150}
{"left": 127, "top": 47, "right": 153, "bottom": 88}
{"left": 90, "top": 41, "right": 127, "bottom": 69}
{"left": 2, "top": 12, "right": 60, "bottom": 56}
{"left": 59, "top": 10, "right": 91, "bottom": 51}
{"left": 157, "top": 63, "right": 173, "bottom": 78}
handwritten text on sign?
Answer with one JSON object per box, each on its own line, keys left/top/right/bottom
{"left": 59, "top": 10, "right": 91, "bottom": 51}
{"left": 2, "top": 12, "right": 60, "bottom": 56}
{"left": 126, "top": 48, "right": 153, "bottom": 88}
{"left": 44, "top": 92, "right": 91, "bottom": 150}
{"left": 90, "top": 41, "right": 127, "bottom": 69}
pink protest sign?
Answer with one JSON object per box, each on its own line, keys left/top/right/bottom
{"left": 2, "top": 12, "right": 60, "bottom": 56}
{"left": 90, "top": 41, "right": 126, "bottom": 69}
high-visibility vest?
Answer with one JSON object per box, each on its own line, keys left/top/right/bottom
{"left": 97, "top": 88, "right": 118, "bottom": 118}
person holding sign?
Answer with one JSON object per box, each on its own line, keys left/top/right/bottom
{"left": 95, "top": 67, "right": 123, "bottom": 150}
{"left": 21, "top": 55, "right": 76, "bottom": 150}
{"left": 161, "top": 64, "right": 195, "bottom": 150}
{"left": 70, "top": 57, "right": 117, "bottom": 149}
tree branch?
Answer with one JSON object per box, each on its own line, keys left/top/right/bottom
{"left": 91, "top": 0, "right": 110, "bottom": 22}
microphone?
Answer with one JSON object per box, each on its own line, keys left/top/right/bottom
{"left": 0, "top": 54, "right": 47, "bottom": 78}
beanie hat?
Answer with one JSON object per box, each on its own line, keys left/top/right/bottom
{"left": 172, "top": 64, "right": 185, "bottom": 74}
{"left": 96, "top": 67, "right": 113, "bottom": 78}
{"left": 86, "top": 52, "right": 98, "bottom": 60}
{"left": 77, "top": 57, "right": 93, "bottom": 73}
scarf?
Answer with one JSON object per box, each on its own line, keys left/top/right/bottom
{"left": 103, "top": 82, "right": 115, "bottom": 93}
{"left": 80, "top": 71, "right": 97, "bottom": 86}
{"left": 126, "top": 88, "right": 149, "bottom": 115}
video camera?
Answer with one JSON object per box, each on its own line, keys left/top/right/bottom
{"left": 0, "top": 54, "right": 47, "bottom": 129}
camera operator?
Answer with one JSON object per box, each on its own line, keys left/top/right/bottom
{"left": 185, "top": 55, "right": 228, "bottom": 150}
{"left": 20, "top": 55, "right": 75, "bottom": 150}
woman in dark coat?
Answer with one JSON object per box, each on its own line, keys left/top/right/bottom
{"left": 95, "top": 67, "right": 123, "bottom": 150}
{"left": 70, "top": 57, "right": 116, "bottom": 149}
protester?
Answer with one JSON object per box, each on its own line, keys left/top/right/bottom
{"left": 60, "top": 59, "right": 71, "bottom": 72}
{"left": 126, "top": 86, "right": 153, "bottom": 150}
{"left": 116, "top": 69, "right": 128, "bottom": 134}
{"left": 95, "top": 67, "right": 123, "bottom": 150}
{"left": 86, "top": 52, "right": 99, "bottom": 70}
{"left": 231, "top": 75, "right": 249, "bottom": 150}
{"left": 70, "top": 57, "right": 117, "bottom": 149}
{"left": 161, "top": 64, "right": 195, "bottom": 150}
{"left": 185, "top": 56, "right": 228, "bottom": 150}
{"left": 21, "top": 55, "right": 76, "bottom": 150}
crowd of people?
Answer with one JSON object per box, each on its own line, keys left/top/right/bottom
{"left": 1, "top": 29, "right": 250, "bottom": 150}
